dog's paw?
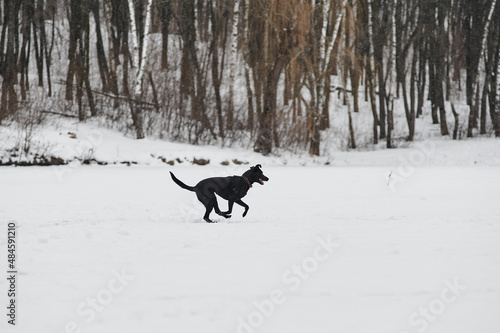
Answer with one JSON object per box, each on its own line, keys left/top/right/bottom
{"left": 223, "top": 214, "right": 231, "bottom": 219}
{"left": 242, "top": 211, "right": 248, "bottom": 217}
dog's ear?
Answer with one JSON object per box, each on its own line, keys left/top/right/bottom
{"left": 250, "top": 164, "right": 261, "bottom": 172}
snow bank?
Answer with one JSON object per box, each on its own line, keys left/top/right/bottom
{"left": 1, "top": 116, "right": 499, "bottom": 168}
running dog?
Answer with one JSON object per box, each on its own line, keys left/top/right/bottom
{"left": 170, "top": 164, "right": 269, "bottom": 223}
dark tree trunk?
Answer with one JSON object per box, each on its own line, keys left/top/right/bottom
{"left": 451, "top": 103, "right": 459, "bottom": 140}
{"left": 91, "top": 0, "right": 111, "bottom": 92}
{"left": 159, "top": 0, "right": 172, "bottom": 70}
{"left": 32, "top": 0, "right": 45, "bottom": 88}
{"left": 255, "top": 54, "right": 287, "bottom": 155}
{"left": 66, "top": 0, "right": 95, "bottom": 118}
{"left": 366, "top": 59, "right": 378, "bottom": 144}
{"left": 65, "top": 0, "right": 80, "bottom": 101}
{"left": 416, "top": 44, "right": 426, "bottom": 118}
{"left": 0, "top": 0, "right": 21, "bottom": 122}
{"left": 348, "top": 107, "right": 356, "bottom": 150}
{"left": 20, "top": 0, "right": 34, "bottom": 100}
{"left": 209, "top": 0, "right": 224, "bottom": 138}
{"left": 245, "top": 67, "right": 254, "bottom": 133}
{"left": 408, "top": 37, "right": 418, "bottom": 141}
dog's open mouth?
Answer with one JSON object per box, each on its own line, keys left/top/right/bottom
{"left": 258, "top": 178, "right": 268, "bottom": 185}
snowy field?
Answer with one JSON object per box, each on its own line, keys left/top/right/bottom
{"left": 1, "top": 141, "right": 500, "bottom": 333}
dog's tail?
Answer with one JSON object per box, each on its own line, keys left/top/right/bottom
{"left": 170, "top": 172, "right": 195, "bottom": 191}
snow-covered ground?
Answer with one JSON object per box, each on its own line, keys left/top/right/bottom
{"left": 2, "top": 116, "right": 500, "bottom": 168}
{"left": 1, "top": 138, "right": 499, "bottom": 333}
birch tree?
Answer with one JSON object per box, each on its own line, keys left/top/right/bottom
{"left": 227, "top": 0, "right": 240, "bottom": 130}
{"left": 128, "top": 0, "right": 153, "bottom": 139}
{"left": 487, "top": 2, "right": 500, "bottom": 137}
{"left": 308, "top": 0, "right": 346, "bottom": 155}
{"left": 467, "top": 0, "right": 498, "bottom": 137}
{"left": 384, "top": 0, "right": 397, "bottom": 148}
{"left": 366, "top": 0, "right": 379, "bottom": 144}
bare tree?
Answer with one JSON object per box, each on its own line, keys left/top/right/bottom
{"left": 65, "top": 0, "right": 96, "bottom": 120}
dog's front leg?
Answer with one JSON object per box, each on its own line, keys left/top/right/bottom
{"left": 210, "top": 197, "right": 230, "bottom": 219}
{"left": 235, "top": 199, "right": 249, "bottom": 217}
{"left": 223, "top": 201, "right": 234, "bottom": 215}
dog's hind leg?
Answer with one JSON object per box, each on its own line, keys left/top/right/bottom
{"left": 203, "top": 205, "right": 215, "bottom": 223}
{"left": 196, "top": 191, "right": 215, "bottom": 223}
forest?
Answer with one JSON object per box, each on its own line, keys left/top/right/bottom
{"left": 1, "top": 0, "right": 499, "bottom": 156}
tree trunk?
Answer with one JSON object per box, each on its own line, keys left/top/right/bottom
{"left": 488, "top": 4, "right": 500, "bottom": 137}
{"left": 128, "top": 0, "right": 154, "bottom": 139}
{"left": 209, "top": 0, "right": 224, "bottom": 138}
{"left": 159, "top": 0, "right": 172, "bottom": 70}
{"left": 91, "top": 0, "right": 111, "bottom": 92}
{"left": 468, "top": 0, "right": 498, "bottom": 137}
{"left": 0, "top": 0, "right": 21, "bottom": 122}
{"left": 227, "top": 0, "right": 239, "bottom": 131}
{"left": 20, "top": 1, "right": 33, "bottom": 100}
{"left": 245, "top": 67, "right": 254, "bottom": 133}
{"left": 366, "top": 0, "right": 378, "bottom": 144}
{"left": 451, "top": 103, "right": 459, "bottom": 140}
{"left": 255, "top": 55, "right": 286, "bottom": 155}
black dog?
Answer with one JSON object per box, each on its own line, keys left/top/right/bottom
{"left": 170, "top": 164, "right": 269, "bottom": 223}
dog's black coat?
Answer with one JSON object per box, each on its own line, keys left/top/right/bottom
{"left": 170, "top": 165, "right": 269, "bottom": 223}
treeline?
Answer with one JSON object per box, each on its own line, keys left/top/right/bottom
{"left": 0, "top": 0, "right": 499, "bottom": 156}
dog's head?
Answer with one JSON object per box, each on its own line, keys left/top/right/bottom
{"left": 244, "top": 164, "right": 269, "bottom": 185}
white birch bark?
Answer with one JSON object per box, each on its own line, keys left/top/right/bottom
{"left": 127, "top": 0, "right": 153, "bottom": 139}
{"left": 141, "top": 0, "right": 153, "bottom": 71}
{"left": 311, "top": 0, "right": 346, "bottom": 139}
{"left": 228, "top": 0, "right": 240, "bottom": 126}
{"left": 475, "top": 0, "right": 498, "bottom": 99}
{"left": 310, "top": 0, "right": 347, "bottom": 154}
{"left": 319, "top": 0, "right": 330, "bottom": 65}
{"left": 128, "top": 0, "right": 140, "bottom": 86}
{"left": 128, "top": 0, "right": 153, "bottom": 98}
{"left": 367, "top": 0, "right": 374, "bottom": 71}
{"left": 318, "top": 0, "right": 346, "bottom": 104}
{"left": 498, "top": 58, "right": 500, "bottom": 104}
{"left": 323, "top": 0, "right": 346, "bottom": 75}
{"left": 244, "top": 0, "right": 249, "bottom": 39}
